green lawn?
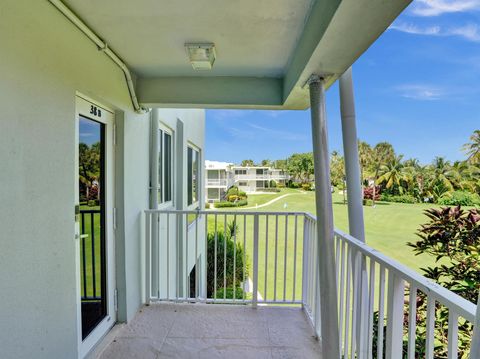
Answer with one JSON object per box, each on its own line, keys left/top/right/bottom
{"left": 206, "top": 188, "right": 437, "bottom": 300}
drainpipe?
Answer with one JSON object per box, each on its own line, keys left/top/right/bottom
{"left": 308, "top": 75, "right": 340, "bottom": 359}
{"left": 48, "top": 0, "right": 147, "bottom": 114}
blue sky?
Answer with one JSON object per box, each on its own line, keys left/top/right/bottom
{"left": 206, "top": 0, "right": 480, "bottom": 165}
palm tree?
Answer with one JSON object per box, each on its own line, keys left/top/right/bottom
{"left": 463, "top": 130, "right": 480, "bottom": 164}
{"left": 376, "top": 155, "right": 407, "bottom": 194}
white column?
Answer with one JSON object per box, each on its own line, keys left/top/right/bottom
{"left": 340, "top": 67, "right": 368, "bottom": 358}
{"left": 471, "top": 294, "right": 480, "bottom": 358}
{"left": 339, "top": 67, "right": 365, "bottom": 242}
{"left": 308, "top": 75, "right": 340, "bottom": 359}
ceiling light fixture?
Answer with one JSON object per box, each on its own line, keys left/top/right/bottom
{"left": 185, "top": 43, "right": 216, "bottom": 70}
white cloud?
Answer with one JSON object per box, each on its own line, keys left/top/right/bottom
{"left": 394, "top": 84, "right": 444, "bottom": 101}
{"left": 411, "top": 0, "right": 480, "bottom": 16}
{"left": 390, "top": 21, "right": 480, "bottom": 42}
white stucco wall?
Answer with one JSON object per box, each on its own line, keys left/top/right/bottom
{"left": 0, "top": 1, "right": 148, "bottom": 358}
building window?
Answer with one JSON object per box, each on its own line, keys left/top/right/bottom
{"left": 158, "top": 126, "right": 173, "bottom": 205}
{"left": 188, "top": 146, "right": 200, "bottom": 206}
{"left": 235, "top": 169, "right": 247, "bottom": 175}
{"left": 238, "top": 181, "right": 247, "bottom": 186}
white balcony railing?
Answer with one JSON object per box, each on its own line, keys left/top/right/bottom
{"left": 234, "top": 174, "right": 289, "bottom": 181}
{"left": 144, "top": 209, "right": 478, "bottom": 358}
{"left": 206, "top": 178, "right": 229, "bottom": 187}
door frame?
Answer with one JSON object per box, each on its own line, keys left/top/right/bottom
{"left": 75, "top": 93, "right": 116, "bottom": 358}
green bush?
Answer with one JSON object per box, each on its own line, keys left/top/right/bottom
{"left": 301, "top": 183, "right": 312, "bottom": 191}
{"left": 214, "top": 199, "right": 248, "bottom": 208}
{"left": 215, "top": 286, "right": 247, "bottom": 300}
{"left": 207, "top": 221, "right": 247, "bottom": 298}
{"left": 269, "top": 180, "right": 277, "bottom": 188}
{"left": 87, "top": 200, "right": 98, "bottom": 207}
{"left": 438, "top": 191, "right": 480, "bottom": 206}
{"left": 260, "top": 188, "right": 280, "bottom": 193}
{"left": 380, "top": 194, "right": 416, "bottom": 204}
{"left": 277, "top": 182, "right": 286, "bottom": 188}
{"left": 287, "top": 180, "right": 300, "bottom": 188}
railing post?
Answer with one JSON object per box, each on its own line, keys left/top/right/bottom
{"left": 385, "top": 272, "right": 405, "bottom": 359}
{"left": 252, "top": 214, "right": 259, "bottom": 308}
{"left": 302, "top": 216, "right": 309, "bottom": 307}
{"left": 145, "top": 212, "right": 151, "bottom": 305}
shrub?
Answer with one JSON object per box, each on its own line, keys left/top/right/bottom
{"left": 269, "top": 180, "right": 277, "bottom": 188}
{"left": 277, "top": 182, "right": 286, "bottom": 188}
{"left": 301, "top": 183, "right": 312, "bottom": 191}
{"left": 406, "top": 206, "right": 480, "bottom": 357}
{"left": 287, "top": 180, "right": 300, "bottom": 188}
{"left": 214, "top": 200, "right": 248, "bottom": 208}
{"left": 206, "top": 221, "right": 247, "bottom": 298}
{"left": 215, "top": 286, "right": 246, "bottom": 300}
{"left": 363, "top": 186, "right": 380, "bottom": 201}
{"left": 380, "top": 194, "right": 416, "bottom": 204}
{"left": 87, "top": 200, "right": 97, "bottom": 207}
{"left": 438, "top": 191, "right": 480, "bottom": 206}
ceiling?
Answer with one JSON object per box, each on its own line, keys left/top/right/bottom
{"left": 63, "top": 0, "right": 411, "bottom": 109}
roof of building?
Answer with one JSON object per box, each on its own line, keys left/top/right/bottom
{"left": 205, "top": 160, "right": 234, "bottom": 170}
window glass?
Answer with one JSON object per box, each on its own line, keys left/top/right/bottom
{"left": 157, "top": 126, "right": 173, "bottom": 205}
{"left": 164, "top": 133, "right": 172, "bottom": 202}
{"left": 188, "top": 146, "right": 199, "bottom": 206}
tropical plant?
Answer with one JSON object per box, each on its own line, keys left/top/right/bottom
{"left": 286, "top": 152, "right": 314, "bottom": 184}
{"left": 206, "top": 221, "right": 247, "bottom": 298}
{"left": 376, "top": 155, "right": 407, "bottom": 194}
{"left": 240, "top": 159, "right": 255, "bottom": 167}
{"left": 463, "top": 129, "right": 480, "bottom": 165}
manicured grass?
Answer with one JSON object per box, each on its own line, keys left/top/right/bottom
{"left": 206, "top": 188, "right": 437, "bottom": 300}
{"left": 245, "top": 188, "right": 300, "bottom": 207}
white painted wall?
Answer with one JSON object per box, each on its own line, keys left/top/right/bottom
{"left": 0, "top": 2, "right": 205, "bottom": 358}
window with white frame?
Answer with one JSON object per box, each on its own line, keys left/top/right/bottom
{"left": 187, "top": 145, "right": 200, "bottom": 206}
{"left": 158, "top": 125, "right": 173, "bottom": 206}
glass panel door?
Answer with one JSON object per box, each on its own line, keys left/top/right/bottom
{"left": 78, "top": 116, "right": 107, "bottom": 339}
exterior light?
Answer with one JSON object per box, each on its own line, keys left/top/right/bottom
{"left": 185, "top": 43, "right": 216, "bottom": 70}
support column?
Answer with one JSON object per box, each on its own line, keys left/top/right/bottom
{"left": 340, "top": 67, "right": 368, "bottom": 358}
{"left": 308, "top": 75, "right": 340, "bottom": 359}
{"left": 339, "top": 67, "right": 365, "bottom": 242}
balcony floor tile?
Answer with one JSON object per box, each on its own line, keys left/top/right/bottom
{"left": 98, "top": 303, "right": 321, "bottom": 359}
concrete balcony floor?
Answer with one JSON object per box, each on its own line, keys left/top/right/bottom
{"left": 98, "top": 302, "right": 321, "bottom": 359}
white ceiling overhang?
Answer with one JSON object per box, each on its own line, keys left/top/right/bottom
{"left": 62, "top": 0, "right": 411, "bottom": 109}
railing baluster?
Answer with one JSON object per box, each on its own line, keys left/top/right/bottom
{"left": 223, "top": 214, "right": 227, "bottom": 301}
{"left": 385, "top": 272, "right": 405, "bottom": 359}
{"left": 156, "top": 212, "right": 160, "bottom": 299}
{"left": 90, "top": 212, "right": 96, "bottom": 298}
{"left": 233, "top": 214, "right": 237, "bottom": 302}
{"left": 166, "top": 213, "right": 170, "bottom": 300}
{"left": 214, "top": 214, "right": 218, "bottom": 301}
{"left": 185, "top": 213, "right": 189, "bottom": 300}
{"left": 351, "top": 250, "right": 359, "bottom": 359}
{"left": 283, "top": 214, "right": 288, "bottom": 302}
{"left": 447, "top": 311, "right": 458, "bottom": 359}
{"left": 274, "top": 215, "right": 278, "bottom": 302}
{"left": 243, "top": 214, "right": 246, "bottom": 302}
{"left": 81, "top": 212, "right": 87, "bottom": 299}
{"left": 195, "top": 212, "right": 199, "bottom": 300}
{"left": 338, "top": 238, "right": 346, "bottom": 356}
{"left": 176, "top": 213, "right": 179, "bottom": 302}
{"left": 425, "top": 295, "right": 436, "bottom": 359}
{"left": 367, "top": 259, "right": 376, "bottom": 359}
{"left": 292, "top": 214, "right": 298, "bottom": 302}
{"left": 377, "top": 265, "right": 386, "bottom": 359}
{"left": 252, "top": 214, "right": 259, "bottom": 308}
{"left": 407, "top": 285, "right": 417, "bottom": 359}
{"left": 344, "top": 245, "right": 352, "bottom": 359}
{"left": 264, "top": 214, "right": 269, "bottom": 302}
{"left": 145, "top": 212, "right": 151, "bottom": 304}
{"left": 203, "top": 213, "right": 208, "bottom": 301}
{"left": 301, "top": 216, "right": 308, "bottom": 307}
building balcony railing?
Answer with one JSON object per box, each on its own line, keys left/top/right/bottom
{"left": 206, "top": 178, "right": 230, "bottom": 187}
{"left": 234, "top": 174, "right": 289, "bottom": 181}
{"left": 144, "top": 209, "right": 478, "bottom": 357}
